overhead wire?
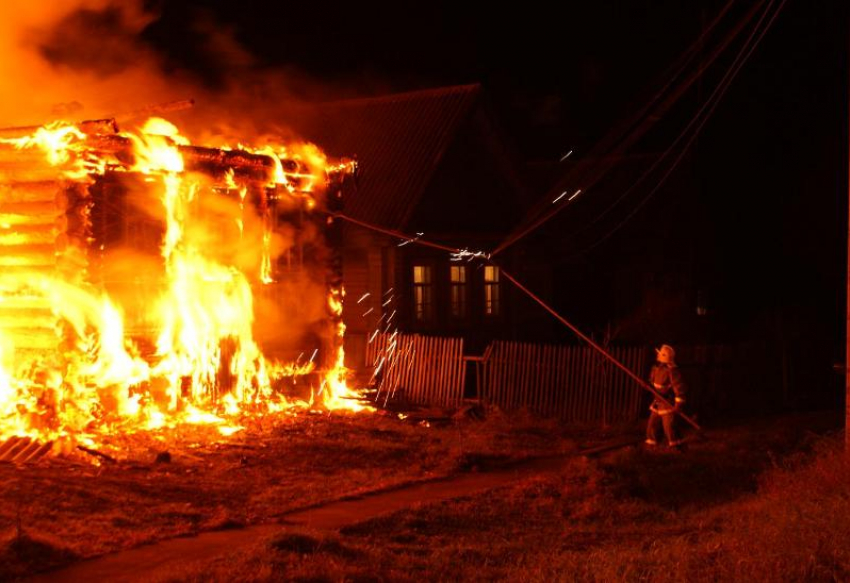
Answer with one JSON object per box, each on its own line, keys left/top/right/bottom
{"left": 492, "top": 0, "right": 769, "bottom": 257}
{"left": 563, "top": 0, "right": 787, "bottom": 260}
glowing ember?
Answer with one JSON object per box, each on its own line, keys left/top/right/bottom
{"left": 0, "top": 116, "right": 367, "bottom": 451}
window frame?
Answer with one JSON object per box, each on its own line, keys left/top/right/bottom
{"left": 411, "top": 263, "right": 434, "bottom": 323}
{"left": 483, "top": 265, "right": 501, "bottom": 317}
{"left": 449, "top": 264, "right": 468, "bottom": 319}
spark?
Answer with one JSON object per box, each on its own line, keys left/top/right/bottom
{"left": 356, "top": 293, "right": 371, "bottom": 304}
{"left": 370, "top": 357, "right": 386, "bottom": 383}
{"left": 309, "top": 348, "right": 319, "bottom": 363}
{"left": 450, "top": 249, "right": 491, "bottom": 262}
{"left": 560, "top": 150, "right": 573, "bottom": 162}
{"left": 362, "top": 308, "right": 374, "bottom": 317}
{"left": 397, "top": 233, "right": 423, "bottom": 247}
{"left": 568, "top": 189, "right": 582, "bottom": 201}
{"left": 552, "top": 191, "right": 568, "bottom": 204}
{"left": 383, "top": 288, "right": 394, "bottom": 296}
{"left": 382, "top": 296, "right": 393, "bottom": 307}
{"left": 368, "top": 329, "right": 380, "bottom": 343}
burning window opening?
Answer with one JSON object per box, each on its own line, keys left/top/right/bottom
{"left": 0, "top": 115, "right": 369, "bottom": 455}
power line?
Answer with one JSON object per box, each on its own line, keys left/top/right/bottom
{"left": 563, "top": 0, "right": 787, "bottom": 261}
{"left": 492, "top": 0, "right": 769, "bottom": 257}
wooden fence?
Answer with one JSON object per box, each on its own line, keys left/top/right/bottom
{"left": 479, "top": 341, "right": 648, "bottom": 423}
{"left": 363, "top": 335, "right": 762, "bottom": 422}
{"left": 365, "top": 332, "right": 465, "bottom": 407}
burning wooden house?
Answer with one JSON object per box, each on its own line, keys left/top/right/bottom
{"left": 0, "top": 113, "right": 365, "bottom": 453}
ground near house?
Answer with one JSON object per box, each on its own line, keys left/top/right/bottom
{"left": 1, "top": 408, "right": 845, "bottom": 581}
{"left": 0, "top": 404, "right": 583, "bottom": 580}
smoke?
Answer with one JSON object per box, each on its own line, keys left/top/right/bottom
{"left": 0, "top": 1, "right": 185, "bottom": 126}
{"left": 1, "top": 1, "right": 342, "bottom": 363}
{"left": 0, "top": 0, "right": 347, "bottom": 139}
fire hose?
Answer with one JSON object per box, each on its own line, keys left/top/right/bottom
{"left": 495, "top": 265, "right": 701, "bottom": 431}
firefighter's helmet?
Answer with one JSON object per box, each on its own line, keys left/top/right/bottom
{"left": 655, "top": 344, "right": 676, "bottom": 364}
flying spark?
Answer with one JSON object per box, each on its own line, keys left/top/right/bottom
{"left": 397, "top": 233, "right": 424, "bottom": 247}
{"left": 450, "top": 249, "right": 491, "bottom": 262}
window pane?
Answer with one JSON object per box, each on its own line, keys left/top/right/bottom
{"left": 451, "top": 285, "right": 465, "bottom": 317}
{"left": 484, "top": 265, "right": 500, "bottom": 316}
{"left": 450, "top": 265, "right": 467, "bottom": 317}
{"left": 413, "top": 265, "right": 425, "bottom": 283}
{"left": 413, "top": 265, "right": 432, "bottom": 321}
{"left": 450, "top": 265, "right": 466, "bottom": 283}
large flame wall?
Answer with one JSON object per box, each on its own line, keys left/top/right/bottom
{"left": 0, "top": 117, "right": 366, "bottom": 449}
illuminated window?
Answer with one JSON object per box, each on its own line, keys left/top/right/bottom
{"left": 412, "top": 265, "right": 433, "bottom": 322}
{"left": 450, "top": 265, "right": 467, "bottom": 318}
{"left": 484, "top": 265, "right": 500, "bottom": 316}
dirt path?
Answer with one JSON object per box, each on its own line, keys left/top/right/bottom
{"left": 31, "top": 438, "right": 638, "bottom": 582}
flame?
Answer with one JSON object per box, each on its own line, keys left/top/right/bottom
{"left": 129, "top": 118, "right": 185, "bottom": 175}
{"left": 321, "top": 287, "right": 373, "bottom": 413}
{"left": 0, "top": 116, "right": 367, "bottom": 451}
{"left": 0, "top": 122, "right": 89, "bottom": 178}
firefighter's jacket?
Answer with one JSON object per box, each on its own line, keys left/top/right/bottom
{"left": 649, "top": 363, "right": 685, "bottom": 412}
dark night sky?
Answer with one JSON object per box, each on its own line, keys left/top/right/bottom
{"left": 141, "top": 1, "right": 849, "bottom": 364}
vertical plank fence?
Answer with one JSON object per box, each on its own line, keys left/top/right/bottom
{"left": 365, "top": 332, "right": 465, "bottom": 407}
{"left": 364, "top": 334, "right": 762, "bottom": 422}
{"left": 480, "top": 341, "right": 648, "bottom": 423}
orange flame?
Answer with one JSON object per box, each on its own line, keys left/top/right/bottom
{"left": 0, "top": 116, "right": 368, "bottom": 449}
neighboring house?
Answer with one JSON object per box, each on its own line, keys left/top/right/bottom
{"left": 293, "top": 84, "right": 551, "bottom": 367}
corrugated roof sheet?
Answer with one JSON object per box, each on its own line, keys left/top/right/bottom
{"left": 294, "top": 84, "right": 482, "bottom": 229}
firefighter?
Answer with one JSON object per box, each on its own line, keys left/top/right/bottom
{"left": 645, "top": 344, "right": 686, "bottom": 448}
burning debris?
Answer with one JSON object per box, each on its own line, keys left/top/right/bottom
{"left": 0, "top": 113, "right": 369, "bottom": 456}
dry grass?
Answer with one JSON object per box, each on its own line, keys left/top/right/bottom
{"left": 0, "top": 406, "right": 579, "bottom": 579}
{"left": 144, "top": 412, "right": 848, "bottom": 582}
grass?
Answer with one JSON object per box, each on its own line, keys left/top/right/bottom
{"left": 141, "top": 411, "right": 848, "bottom": 582}
{"left": 0, "top": 406, "right": 581, "bottom": 579}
